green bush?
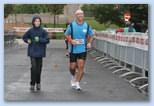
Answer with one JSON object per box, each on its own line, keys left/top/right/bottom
{"left": 85, "top": 17, "right": 119, "bottom": 31}
{"left": 26, "top": 17, "right": 119, "bottom": 31}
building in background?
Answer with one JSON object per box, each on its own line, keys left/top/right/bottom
{"left": 4, "top": 4, "right": 81, "bottom": 25}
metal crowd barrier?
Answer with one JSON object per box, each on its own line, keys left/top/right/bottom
{"left": 90, "top": 31, "right": 149, "bottom": 95}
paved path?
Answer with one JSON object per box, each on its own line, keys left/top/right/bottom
{"left": 4, "top": 40, "right": 148, "bottom": 101}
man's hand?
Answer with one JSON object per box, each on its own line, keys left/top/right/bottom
{"left": 71, "top": 39, "right": 78, "bottom": 45}
{"left": 87, "top": 43, "right": 92, "bottom": 49}
{"left": 27, "top": 39, "right": 31, "bottom": 44}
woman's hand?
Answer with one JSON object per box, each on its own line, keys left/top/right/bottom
{"left": 27, "top": 39, "right": 32, "bottom": 44}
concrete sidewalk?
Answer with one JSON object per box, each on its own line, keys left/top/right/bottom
{"left": 4, "top": 40, "right": 148, "bottom": 101}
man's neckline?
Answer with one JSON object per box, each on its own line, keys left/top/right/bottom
{"left": 75, "top": 20, "right": 85, "bottom": 25}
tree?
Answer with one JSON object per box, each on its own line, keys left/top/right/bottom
{"left": 45, "top": 4, "right": 65, "bottom": 27}
{"left": 4, "top": 4, "right": 14, "bottom": 18}
{"left": 122, "top": 4, "right": 148, "bottom": 31}
{"left": 9, "top": 4, "right": 49, "bottom": 24}
{"left": 13, "top": 4, "right": 46, "bottom": 14}
{"left": 82, "top": 4, "right": 124, "bottom": 26}
{"left": 81, "top": 4, "right": 93, "bottom": 17}
{"left": 96, "top": 5, "right": 122, "bottom": 25}
{"left": 82, "top": 4, "right": 148, "bottom": 31}
{"left": 4, "top": 4, "right": 66, "bottom": 27}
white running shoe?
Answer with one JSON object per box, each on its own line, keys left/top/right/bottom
{"left": 70, "top": 76, "right": 76, "bottom": 88}
{"left": 75, "top": 82, "right": 82, "bottom": 91}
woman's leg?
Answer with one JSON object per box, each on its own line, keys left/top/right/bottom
{"left": 36, "top": 58, "right": 43, "bottom": 84}
{"left": 30, "top": 57, "right": 37, "bottom": 91}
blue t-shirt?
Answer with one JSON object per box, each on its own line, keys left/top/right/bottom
{"left": 64, "top": 20, "right": 94, "bottom": 54}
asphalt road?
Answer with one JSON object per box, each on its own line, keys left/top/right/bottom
{"left": 4, "top": 40, "right": 148, "bottom": 102}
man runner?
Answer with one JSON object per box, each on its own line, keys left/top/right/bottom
{"left": 65, "top": 9, "right": 94, "bottom": 91}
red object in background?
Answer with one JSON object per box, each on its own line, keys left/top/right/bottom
{"left": 116, "top": 28, "right": 124, "bottom": 33}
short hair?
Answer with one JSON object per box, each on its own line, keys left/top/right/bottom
{"left": 75, "top": 9, "right": 84, "bottom": 15}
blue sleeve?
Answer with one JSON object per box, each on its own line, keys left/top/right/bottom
{"left": 88, "top": 26, "right": 94, "bottom": 37}
{"left": 22, "top": 29, "right": 31, "bottom": 43}
{"left": 64, "top": 25, "right": 71, "bottom": 36}
{"left": 39, "top": 30, "right": 50, "bottom": 44}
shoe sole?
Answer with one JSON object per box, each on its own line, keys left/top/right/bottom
{"left": 76, "top": 88, "right": 82, "bottom": 91}
{"left": 36, "top": 88, "right": 41, "bottom": 91}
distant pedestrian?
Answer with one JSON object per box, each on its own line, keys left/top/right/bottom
{"left": 125, "top": 22, "right": 136, "bottom": 32}
{"left": 64, "top": 22, "right": 70, "bottom": 57}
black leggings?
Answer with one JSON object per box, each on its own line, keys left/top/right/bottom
{"left": 30, "top": 57, "right": 43, "bottom": 85}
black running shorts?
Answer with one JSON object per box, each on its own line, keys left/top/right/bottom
{"left": 69, "top": 52, "right": 87, "bottom": 63}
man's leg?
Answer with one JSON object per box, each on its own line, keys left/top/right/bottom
{"left": 69, "top": 53, "right": 77, "bottom": 87}
{"left": 69, "top": 53, "right": 77, "bottom": 76}
{"left": 69, "top": 62, "right": 77, "bottom": 88}
{"left": 70, "top": 62, "right": 77, "bottom": 76}
{"left": 76, "top": 59, "right": 85, "bottom": 82}
{"left": 75, "top": 52, "right": 87, "bottom": 90}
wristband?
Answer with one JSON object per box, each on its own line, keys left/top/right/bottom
{"left": 66, "top": 36, "right": 73, "bottom": 43}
